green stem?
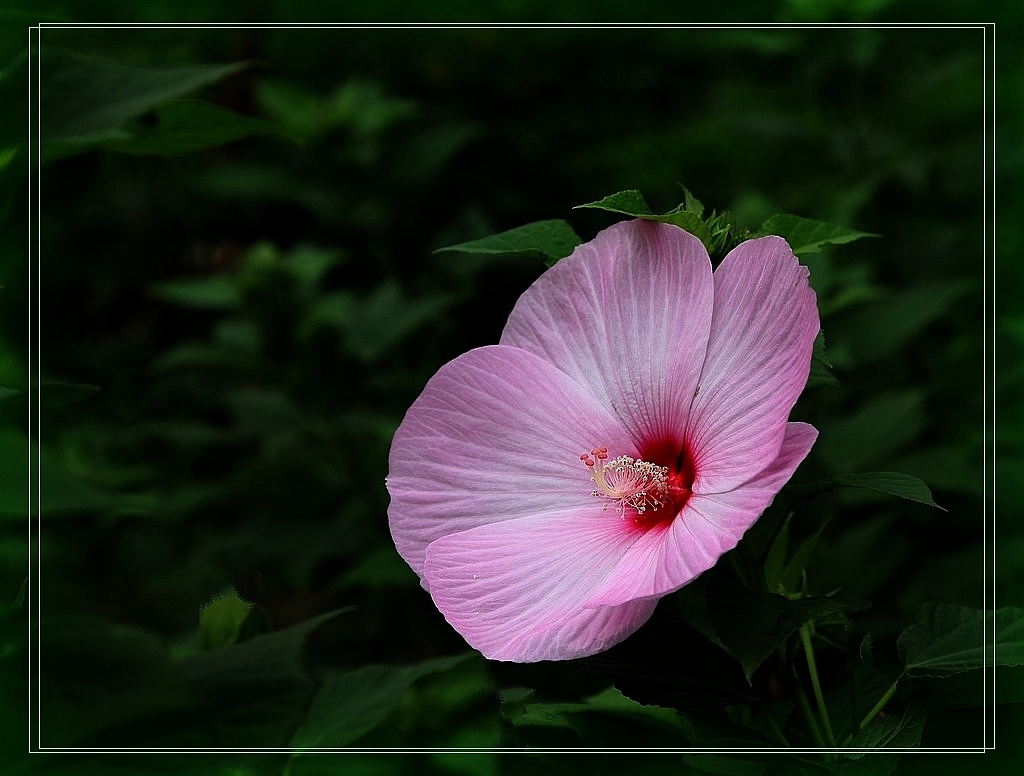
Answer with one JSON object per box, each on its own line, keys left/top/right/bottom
{"left": 839, "top": 676, "right": 901, "bottom": 746}
{"left": 762, "top": 704, "right": 791, "bottom": 747}
{"left": 800, "top": 624, "right": 836, "bottom": 747}
{"left": 850, "top": 659, "right": 862, "bottom": 739}
{"left": 795, "top": 683, "right": 826, "bottom": 748}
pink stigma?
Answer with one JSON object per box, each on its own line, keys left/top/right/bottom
{"left": 580, "top": 446, "right": 670, "bottom": 518}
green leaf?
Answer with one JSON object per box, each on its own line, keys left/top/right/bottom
{"left": 846, "top": 695, "right": 928, "bottom": 754}
{"left": 577, "top": 189, "right": 657, "bottom": 217}
{"left": 514, "top": 686, "right": 685, "bottom": 731}
{"left": 707, "top": 573, "right": 868, "bottom": 681}
{"left": 289, "top": 653, "right": 471, "bottom": 749}
{"left": 898, "top": 604, "right": 1024, "bottom": 676}
{"left": 679, "top": 185, "right": 705, "bottom": 218}
{"left": 756, "top": 213, "right": 879, "bottom": 255}
{"left": 505, "top": 685, "right": 694, "bottom": 748}
{"left": 807, "top": 329, "right": 840, "bottom": 388}
{"left": 779, "top": 522, "right": 830, "bottom": 595}
{"left": 763, "top": 513, "right": 832, "bottom": 596}
{"left": 576, "top": 189, "right": 712, "bottom": 248}
{"left": 151, "top": 276, "right": 242, "bottom": 309}
{"left": 434, "top": 219, "right": 582, "bottom": 265}
{"left": 791, "top": 472, "right": 944, "bottom": 510}
{"left": 909, "top": 665, "right": 1024, "bottom": 707}
{"left": 198, "top": 588, "right": 256, "bottom": 650}
{"left": 101, "top": 100, "right": 282, "bottom": 156}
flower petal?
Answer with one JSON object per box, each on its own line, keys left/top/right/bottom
{"left": 423, "top": 510, "right": 659, "bottom": 661}
{"left": 387, "top": 344, "right": 636, "bottom": 577}
{"left": 585, "top": 422, "right": 818, "bottom": 607}
{"left": 500, "top": 219, "right": 714, "bottom": 445}
{"left": 687, "top": 236, "right": 819, "bottom": 494}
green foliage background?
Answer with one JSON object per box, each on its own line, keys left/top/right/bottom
{"left": 0, "top": 1, "right": 1020, "bottom": 774}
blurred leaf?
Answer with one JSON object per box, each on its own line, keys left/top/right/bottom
{"left": 196, "top": 162, "right": 346, "bottom": 222}
{"left": 289, "top": 653, "right": 472, "bottom": 749}
{"left": 101, "top": 100, "right": 282, "bottom": 156}
{"left": 0, "top": 381, "right": 99, "bottom": 407}
{"left": 332, "top": 546, "right": 419, "bottom": 590}
{"left": 39, "top": 616, "right": 196, "bottom": 747}
{"left": 254, "top": 78, "right": 324, "bottom": 140}
{"left": 0, "top": 429, "right": 111, "bottom": 517}
{"left": 898, "top": 604, "right": 1024, "bottom": 676}
{"left": 39, "top": 49, "right": 245, "bottom": 141}
{"left": 327, "top": 78, "right": 417, "bottom": 137}
{"left": 151, "top": 341, "right": 255, "bottom": 374}
{"left": 707, "top": 573, "right": 868, "bottom": 682}
{"left": 816, "top": 390, "right": 925, "bottom": 471}
{"left": 352, "top": 284, "right": 451, "bottom": 361}
{"left": 308, "top": 283, "right": 451, "bottom": 362}
{"left": 177, "top": 608, "right": 352, "bottom": 747}
{"left": 283, "top": 245, "right": 346, "bottom": 294}
{"left": 756, "top": 213, "right": 878, "bottom": 255}
{"left": 839, "top": 281, "right": 974, "bottom": 363}
{"left": 225, "top": 387, "right": 305, "bottom": 437}
{"left": 151, "top": 276, "right": 242, "bottom": 309}
{"left": 845, "top": 695, "right": 929, "bottom": 754}
{"left": 199, "top": 588, "right": 256, "bottom": 650}
{"left": 791, "top": 472, "right": 944, "bottom": 510}
{"left": 38, "top": 381, "right": 100, "bottom": 405}
{"left": 889, "top": 445, "right": 984, "bottom": 497}
{"left": 397, "top": 121, "right": 480, "bottom": 183}
{"left": 434, "top": 219, "right": 582, "bottom": 265}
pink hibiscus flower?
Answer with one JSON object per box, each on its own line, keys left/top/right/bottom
{"left": 387, "top": 219, "right": 820, "bottom": 662}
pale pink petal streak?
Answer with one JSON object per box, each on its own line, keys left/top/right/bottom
{"left": 387, "top": 345, "right": 636, "bottom": 576}
{"left": 423, "top": 511, "right": 659, "bottom": 661}
{"left": 687, "top": 237, "right": 819, "bottom": 494}
{"left": 501, "top": 220, "right": 714, "bottom": 444}
{"left": 585, "top": 422, "right": 819, "bottom": 607}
